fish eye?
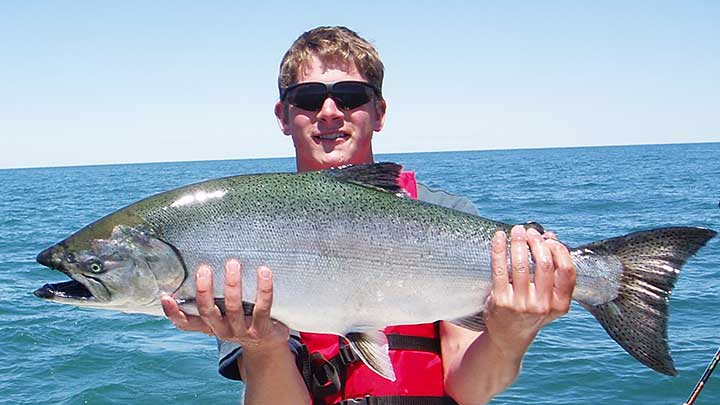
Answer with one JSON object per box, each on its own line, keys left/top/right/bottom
{"left": 87, "top": 260, "right": 104, "bottom": 273}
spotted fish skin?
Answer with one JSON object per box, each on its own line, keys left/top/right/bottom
{"left": 34, "top": 163, "right": 716, "bottom": 378}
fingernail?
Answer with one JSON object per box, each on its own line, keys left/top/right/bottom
{"left": 226, "top": 264, "right": 239, "bottom": 279}
{"left": 197, "top": 266, "right": 211, "bottom": 279}
{"left": 511, "top": 225, "right": 526, "bottom": 239}
{"left": 259, "top": 267, "right": 271, "bottom": 280}
{"left": 226, "top": 260, "right": 240, "bottom": 275}
{"left": 526, "top": 227, "right": 540, "bottom": 237}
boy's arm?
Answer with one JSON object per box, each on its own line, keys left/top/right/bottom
{"left": 442, "top": 226, "right": 576, "bottom": 404}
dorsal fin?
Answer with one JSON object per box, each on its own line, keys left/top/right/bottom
{"left": 324, "top": 162, "right": 405, "bottom": 194}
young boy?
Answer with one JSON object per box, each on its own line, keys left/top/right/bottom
{"left": 162, "top": 26, "right": 576, "bottom": 405}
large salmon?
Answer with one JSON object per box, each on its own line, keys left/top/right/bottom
{"left": 34, "top": 163, "right": 716, "bottom": 380}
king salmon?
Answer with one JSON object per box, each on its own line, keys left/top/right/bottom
{"left": 34, "top": 163, "right": 716, "bottom": 380}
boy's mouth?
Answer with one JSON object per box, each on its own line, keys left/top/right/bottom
{"left": 315, "top": 132, "right": 349, "bottom": 141}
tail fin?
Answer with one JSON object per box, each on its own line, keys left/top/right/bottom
{"left": 578, "top": 227, "right": 716, "bottom": 376}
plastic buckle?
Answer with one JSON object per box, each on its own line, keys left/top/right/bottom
{"left": 338, "top": 343, "right": 359, "bottom": 366}
{"left": 342, "top": 396, "right": 375, "bottom": 405}
{"left": 309, "top": 352, "right": 341, "bottom": 398}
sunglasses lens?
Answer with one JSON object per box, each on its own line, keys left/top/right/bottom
{"left": 286, "top": 83, "right": 329, "bottom": 111}
{"left": 285, "top": 82, "right": 376, "bottom": 111}
{"left": 331, "top": 82, "right": 374, "bottom": 110}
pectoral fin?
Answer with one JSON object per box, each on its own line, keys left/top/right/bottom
{"left": 522, "top": 221, "right": 546, "bottom": 234}
{"left": 345, "top": 331, "right": 396, "bottom": 381}
{"left": 175, "top": 298, "right": 254, "bottom": 317}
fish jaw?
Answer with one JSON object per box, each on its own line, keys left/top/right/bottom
{"left": 34, "top": 280, "right": 94, "bottom": 301}
{"left": 33, "top": 279, "right": 101, "bottom": 304}
{"left": 32, "top": 279, "right": 165, "bottom": 316}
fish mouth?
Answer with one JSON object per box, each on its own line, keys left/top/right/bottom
{"left": 34, "top": 280, "right": 95, "bottom": 301}
{"left": 35, "top": 246, "right": 91, "bottom": 300}
{"left": 33, "top": 270, "right": 111, "bottom": 302}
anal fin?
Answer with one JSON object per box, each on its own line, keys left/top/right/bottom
{"left": 345, "top": 331, "right": 396, "bottom": 381}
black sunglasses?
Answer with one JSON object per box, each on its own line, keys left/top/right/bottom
{"left": 280, "top": 81, "right": 381, "bottom": 111}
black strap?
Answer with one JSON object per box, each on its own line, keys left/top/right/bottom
{"left": 386, "top": 334, "right": 441, "bottom": 354}
{"left": 294, "top": 336, "right": 314, "bottom": 393}
{"left": 335, "top": 396, "right": 458, "bottom": 405}
{"left": 310, "top": 352, "right": 343, "bottom": 399}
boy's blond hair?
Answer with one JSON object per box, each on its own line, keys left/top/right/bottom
{"left": 278, "top": 26, "right": 384, "bottom": 97}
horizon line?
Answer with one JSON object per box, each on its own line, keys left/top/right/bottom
{"left": 2, "top": 140, "right": 717, "bottom": 172}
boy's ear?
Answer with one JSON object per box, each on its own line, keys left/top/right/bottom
{"left": 275, "top": 101, "right": 292, "bottom": 135}
{"left": 373, "top": 99, "right": 387, "bottom": 132}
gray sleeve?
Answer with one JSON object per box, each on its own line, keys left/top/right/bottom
{"left": 416, "top": 182, "right": 479, "bottom": 215}
{"left": 217, "top": 339, "right": 243, "bottom": 380}
{"left": 217, "top": 330, "right": 304, "bottom": 381}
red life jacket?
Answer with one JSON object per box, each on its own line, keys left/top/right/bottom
{"left": 297, "top": 172, "right": 456, "bottom": 405}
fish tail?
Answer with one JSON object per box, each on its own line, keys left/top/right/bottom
{"left": 577, "top": 227, "right": 716, "bottom": 376}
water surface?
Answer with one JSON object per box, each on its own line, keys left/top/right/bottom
{"left": 2, "top": 143, "right": 718, "bottom": 404}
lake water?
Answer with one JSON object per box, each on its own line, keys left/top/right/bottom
{"left": 1, "top": 143, "right": 718, "bottom": 404}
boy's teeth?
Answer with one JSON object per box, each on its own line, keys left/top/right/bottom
{"left": 318, "top": 133, "right": 345, "bottom": 140}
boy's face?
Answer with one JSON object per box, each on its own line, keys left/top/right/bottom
{"left": 275, "top": 54, "right": 386, "bottom": 173}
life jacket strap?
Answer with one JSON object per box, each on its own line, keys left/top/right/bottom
{"left": 334, "top": 396, "right": 458, "bottom": 405}
{"left": 310, "top": 352, "right": 343, "bottom": 399}
{"left": 386, "top": 334, "right": 441, "bottom": 354}
{"left": 338, "top": 341, "right": 358, "bottom": 366}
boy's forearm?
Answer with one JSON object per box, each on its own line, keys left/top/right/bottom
{"left": 443, "top": 327, "right": 526, "bottom": 405}
{"left": 240, "top": 344, "right": 311, "bottom": 405}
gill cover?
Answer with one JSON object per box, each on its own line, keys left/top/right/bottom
{"left": 91, "top": 225, "right": 186, "bottom": 310}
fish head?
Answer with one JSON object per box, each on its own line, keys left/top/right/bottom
{"left": 35, "top": 223, "right": 185, "bottom": 315}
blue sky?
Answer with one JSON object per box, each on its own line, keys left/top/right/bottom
{"left": 1, "top": 1, "right": 717, "bottom": 169}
